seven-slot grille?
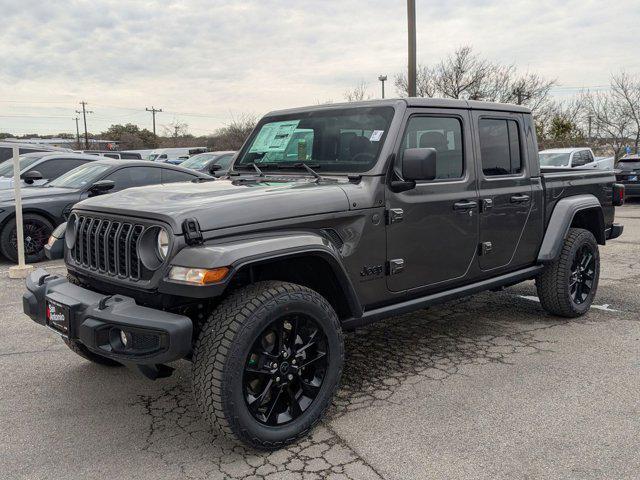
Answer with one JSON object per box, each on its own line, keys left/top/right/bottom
{"left": 70, "top": 215, "right": 146, "bottom": 280}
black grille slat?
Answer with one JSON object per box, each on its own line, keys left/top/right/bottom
{"left": 69, "top": 215, "right": 155, "bottom": 282}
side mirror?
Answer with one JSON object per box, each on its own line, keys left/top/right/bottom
{"left": 22, "top": 170, "right": 43, "bottom": 185}
{"left": 208, "top": 163, "right": 222, "bottom": 175}
{"left": 88, "top": 180, "right": 115, "bottom": 196}
{"left": 402, "top": 148, "right": 437, "bottom": 181}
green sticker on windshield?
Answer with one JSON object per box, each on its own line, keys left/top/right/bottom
{"left": 248, "top": 120, "right": 301, "bottom": 154}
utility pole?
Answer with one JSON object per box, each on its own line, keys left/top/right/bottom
{"left": 75, "top": 101, "right": 93, "bottom": 149}
{"left": 146, "top": 106, "right": 163, "bottom": 137}
{"left": 74, "top": 117, "right": 80, "bottom": 149}
{"left": 407, "top": 0, "right": 417, "bottom": 97}
{"left": 378, "top": 75, "right": 387, "bottom": 99}
{"left": 588, "top": 115, "right": 593, "bottom": 142}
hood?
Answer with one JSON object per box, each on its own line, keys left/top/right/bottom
{"left": 0, "top": 185, "right": 77, "bottom": 204}
{"left": 75, "top": 178, "right": 351, "bottom": 233}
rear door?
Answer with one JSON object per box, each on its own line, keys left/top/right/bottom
{"left": 474, "top": 112, "right": 533, "bottom": 271}
{"left": 386, "top": 108, "right": 479, "bottom": 292}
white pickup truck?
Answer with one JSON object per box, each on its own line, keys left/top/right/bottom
{"left": 539, "top": 148, "right": 614, "bottom": 171}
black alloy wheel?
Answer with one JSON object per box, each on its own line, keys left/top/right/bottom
{"left": 569, "top": 244, "right": 596, "bottom": 305}
{"left": 243, "top": 314, "right": 328, "bottom": 426}
{"left": 11, "top": 220, "right": 51, "bottom": 256}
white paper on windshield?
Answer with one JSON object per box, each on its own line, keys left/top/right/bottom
{"left": 249, "top": 120, "right": 301, "bottom": 153}
{"left": 370, "top": 130, "right": 384, "bottom": 142}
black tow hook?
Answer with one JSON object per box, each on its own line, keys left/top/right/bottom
{"left": 97, "top": 295, "right": 114, "bottom": 310}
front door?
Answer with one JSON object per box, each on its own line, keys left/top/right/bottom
{"left": 386, "top": 109, "right": 479, "bottom": 293}
{"left": 473, "top": 112, "right": 533, "bottom": 271}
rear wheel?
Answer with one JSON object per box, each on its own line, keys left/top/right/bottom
{"left": 193, "top": 281, "right": 344, "bottom": 450}
{"left": 0, "top": 214, "right": 54, "bottom": 263}
{"left": 536, "top": 228, "right": 600, "bottom": 317}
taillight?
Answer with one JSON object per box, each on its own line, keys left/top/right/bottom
{"left": 612, "top": 183, "right": 625, "bottom": 206}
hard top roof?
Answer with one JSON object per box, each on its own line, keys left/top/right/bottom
{"left": 265, "top": 97, "right": 531, "bottom": 117}
{"left": 539, "top": 148, "right": 591, "bottom": 154}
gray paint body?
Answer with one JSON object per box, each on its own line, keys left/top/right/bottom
{"left": 65, "top": 98, "right": 619, "bottom": 326}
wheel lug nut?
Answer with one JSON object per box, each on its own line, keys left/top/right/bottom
{"left": 275, "top": 376, "right": 280, "bottom": 382}
{"left": 272, "top": 362, "right": 278, "bottom": 368}
{"left": 287, "top": 374, "right": 293, "bottom": 381}
{"left": 292, "top": 359, "right": 296, "bottom": 365}
{"left": 283, "top": 351, "right": 289, "bottom": 358}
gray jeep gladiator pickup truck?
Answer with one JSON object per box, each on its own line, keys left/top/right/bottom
{"left": 23, "top": 98, "right": 624, "bottom": 449}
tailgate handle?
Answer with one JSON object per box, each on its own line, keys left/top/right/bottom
{"left": 510, "top": 194, "right": 530, "bottom": 203}
{"left": 453, "top": 200, "right": 478, "bottom": 210}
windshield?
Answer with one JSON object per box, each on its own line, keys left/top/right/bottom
{"left": 236, "top": 106, "right": 395, "bottom": 173}
{"left": 181, "top": 153, "right": 216, "bottom": 169}
{"left": 0, "top": 154, "right": 46, "bottom": 177}
{"left": 47, "top": 163, "right": 110, "bottom": 189}
{"left": 149, "top": 154, "right": 160, "bottom": 161}
{"left": 617, "top": 160, "right": 640, "bottom": 170}
{"left": 539, "top": 152, "right": 571, "bottom": 167}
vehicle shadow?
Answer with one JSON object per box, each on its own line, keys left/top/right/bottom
{"left": 35, "top": 287, "right": 570, "bottom": 479}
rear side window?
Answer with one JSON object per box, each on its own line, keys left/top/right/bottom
{"left": 479, "top": 118, "right": 522, "bottom": 176}
{"left": 400, "top": 116, "right": 464, "bottom": 180}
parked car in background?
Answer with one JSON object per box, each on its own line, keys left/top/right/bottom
{"left": 0, "top": 159, "right": 210, "bottom": 263}
{"left": 149, "top": 147, "right": 207, "bottom": 163}
{"left": 615, "top": 153, "right": 640, "bottom": 198}
{"left": 0, "top": 141, "right": 73, "bottom": 162}
{"left": 81, "top": 150, "right": 143, "bottom": 160}
{"left": 539, "top": 148, "right": 614, "bottom": 170}
{"left": 0, "top": 152, "right": 98, "bottom": 190}
{"left": 121, "top": 149, "right": 154, "bottom": 160}
{"left": 179, "top": 151, "right": 235, "bottom": 176}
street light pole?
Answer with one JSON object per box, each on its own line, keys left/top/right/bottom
{"left": 378, "top": 75, "right": 388, "bottom": 99}
{"left": 407, "top": 0, "right": 417, "bottom": 97}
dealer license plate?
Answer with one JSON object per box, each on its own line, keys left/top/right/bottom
{"left": 46, "top": 299, "right": 70, "bottom": 335}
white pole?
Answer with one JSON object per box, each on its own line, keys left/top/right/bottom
{"left": 9, "top": 146, "right": 33, "bottom": 278}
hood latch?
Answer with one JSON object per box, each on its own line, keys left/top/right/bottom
{"left": 182, "top": 218, "right": 204, "bottom": 245}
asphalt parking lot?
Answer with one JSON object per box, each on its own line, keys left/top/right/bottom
{"left": 1, "top": 203, "right": 639, "bottom": 480}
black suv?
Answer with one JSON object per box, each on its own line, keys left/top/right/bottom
{"left": 23, "top": 99, "right": 623, "bottom": 450}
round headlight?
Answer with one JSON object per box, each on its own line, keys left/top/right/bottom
{"left": 156, "top": 228, "right": 170, "bottom": 260}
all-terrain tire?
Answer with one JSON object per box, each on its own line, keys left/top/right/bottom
{"left": 63, "top": 338, "right": 123, "bottom": 367}
{"left": 192, "top": 281, "right": 344, "bottom": 450}
{"left": 0, "top": 213, "right": 54, "bottom": 263}
{"left": 536, "top": 227, "right": 600, "bottom": 317}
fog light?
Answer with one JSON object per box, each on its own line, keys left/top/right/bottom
{"left": 119, "top": 329, "right": 131, "bottom": 348}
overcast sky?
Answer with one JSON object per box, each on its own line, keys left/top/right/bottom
{"left": 1, "top": 0, "right": 638, "bottom": 136}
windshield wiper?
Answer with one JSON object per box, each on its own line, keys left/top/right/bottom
{"left": 278, "top": 162, "right": 322, "bottom": 183}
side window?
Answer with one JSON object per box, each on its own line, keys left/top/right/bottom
{"left": 215, "top": 154, "right": 234, "bottom": 168}
{"left": 32, "top": 159, "right": 89, "bottom": 179}
{"left": 400, "top": 116, "right": 464, "bottom": 180}
{"left": 103, "top": 153, "right": 120, "bottom": 159}
{"left": 161, "top": 168, "right": 197, "bottom": 184}
{"left": 584, "top": 150, "right": 594, "bottom": 163}
{"left": 104, "top": 167, "right": 162, "bottom": 191}
{"left": 479, "top": 118, "right": 522, "bottom": 176}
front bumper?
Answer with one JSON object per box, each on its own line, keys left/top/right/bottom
{"left": 23, "top": 268, "right": 193, "bottom": 365}
{"left": 622, "top": 183, "right": 640, "bottom": 197}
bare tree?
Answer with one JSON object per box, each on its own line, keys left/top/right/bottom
{"left": 392, "top": 46, "right": 555, "bottom": 113}
{"left": 394, "top": 65, "right": 437, "bottom": 98}
{"left": 208, "top": 114, "right": 257, "bottom": 151}
{"left": 610, "top": 71, "right": 640, "bottom": 152}
{"left": 585, "top": 90, "right": 633, "bottom": 159}
{"left": 343, "top": 81, "right": 372, "bottom": 102}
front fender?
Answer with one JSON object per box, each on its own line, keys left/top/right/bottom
{"left": 538, "top": 194, "right": 604, "bottom": 263}
{"left": 164, "top": 231, "right": 363, "bottom": 317}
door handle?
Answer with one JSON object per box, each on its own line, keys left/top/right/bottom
{"left": 453, "top": 200, "right": 478, "bottom": 210}
{"left": 510, "top": 194, "right": 530, "bottom": 203}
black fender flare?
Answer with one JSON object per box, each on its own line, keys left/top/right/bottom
{"left": 537, "top": 194, "right": 604, "bottom": 263}
{"left": 168, "top": 231, "right": 363, "bottom": 318}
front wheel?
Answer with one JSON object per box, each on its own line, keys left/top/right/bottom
{"left": 0, "top": 214, "right": 54, "bottom": 263}
{"left": 536, "top": 227, "right": 600, "bottom": 317}
{"left": 192, "top": 281, "right": 344, "bottom": 450}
